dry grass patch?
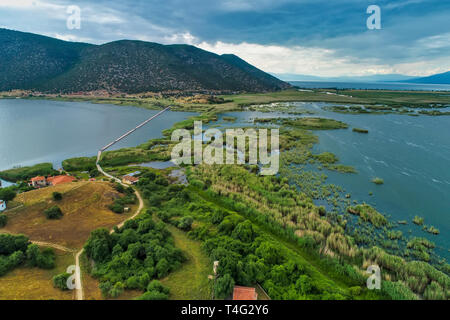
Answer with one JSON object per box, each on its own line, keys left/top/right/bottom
{"left": 0, "top": 249, "right": 74, "bottom": 300}
{"left": 3, "top": 182, "right": 136, "bottom": 249}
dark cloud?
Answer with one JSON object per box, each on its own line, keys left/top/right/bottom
{"left": 0, "top": 0, "right": 448, "bottom": 75}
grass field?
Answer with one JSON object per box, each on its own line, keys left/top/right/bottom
{"left": 3, "top": 181, "right": 136, "bottom": 248}
{"left": 0, "top": 249, "right": 74, "bottom": 300}
{"left": 79, "top": 252, "right": 103, "bottom": 300}
{"left": 160, "top": 224, "right": 212, "bottom": 300}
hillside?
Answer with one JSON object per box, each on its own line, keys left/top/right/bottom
{"left": 0, "top": 29, "right": 289, "bottom": 93}
{"left": 0, "top": 29, "right": 91, "bottom": 92}
{"left": 406, "top": 71, "right": 450, "bottom": 84}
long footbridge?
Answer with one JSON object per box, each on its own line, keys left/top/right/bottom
{"left": 99, "top": 106, "right": 171, "bottom": 152}
{"left": 96, "top": 106, "right": 171, "bottom": 181}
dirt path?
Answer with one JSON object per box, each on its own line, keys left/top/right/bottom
{"left": 31, "top": 241, "right": 77, "bottom": 253}
{"left": 72, "top": 151, "right": 144, "bottom": 300}
{"left": 74, "top": 109, "right": 167, "bottom": 300}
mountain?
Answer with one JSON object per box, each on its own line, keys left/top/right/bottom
{"left": 273, "top": 73, "right": 416, "bottom": 82}
{"left": 0, "top": 29, "right": 289, "bottom": 93}
{"left": 0, "top": 29, "right": 91, "bottom": 92}
{"left": 405, "top": 71, "right": 450, "bottom": 84}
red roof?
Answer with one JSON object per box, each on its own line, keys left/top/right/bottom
{"left": 123, "top": 175, "right": 139, "bottom": 182}
{"left": 47, "top": 175, "right": 75, "bottom": 186}
{"left": 232, "top": 286, "right": 257, "bottom": 300}
{"left": 31, "top": 176, "right": 46, "bottom": 182}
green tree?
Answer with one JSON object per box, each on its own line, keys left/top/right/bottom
{"left": 137, "top": 291, "right": 169, "bottom": 300}
{"left": 53, "top": 273, "right": 70, "bottom": 290}
{"left": 214, "top": 274, "right": 235, "bottom": 299}
{"left": 52, "top": 192, "right": 62, "bottom": 201}
{"left": 177, "top": 216, "right": 193, "bottom": 231}
{"left": 147, "top": 280, "right": 170, "bottom": 295}
{"left": 231, "top": 220, "right": 255, "bottom": 243}
{"left": 156, "top": 258, "right": 170, "bottom": 278}
{"left": 84, "top": 229, "right": 112, "bottom": 262}
{"left": 0, "top": 187, "right": 16, "bottom": 202}
{"left": 44, "top": 206, "right": 63, "bottom": 219}
{"left": 255, "top": 242, "right": 283, "bottom": 265}
{"left": 0, "top": 214, "right": 7, "bottom": 227}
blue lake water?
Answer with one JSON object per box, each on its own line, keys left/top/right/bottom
{"left": 219, "top": 102, "right": 450, "bottom": 259}
{"left": 0, "top": 99, "right": 196, "bottom": 171}
{"left": 289, "top": 81, "right": 450, "bottom": 91}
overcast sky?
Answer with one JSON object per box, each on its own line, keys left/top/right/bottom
{"left": 1, "top": 0, "right": 449, "bottom": 77}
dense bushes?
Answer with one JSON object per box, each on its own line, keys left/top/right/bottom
{"left": 136, "top": 174, "right": 355, "bottom": 300}
{"left": 176, "top": 216, "right": 193, "bottom": 231}
{"left": 0, "top": 186, "right": 16, "bottom": 202}
{"left": 26, "top": 244, "right": 56, "bottom": 269}
{"left": 0, "top": 214, "right": 7, "bottom": 227}
{"left": 84, "top": 213, "right": 184, "bottom": 299}
{"left": 214, "top": 274, "right": 234, "bottom": 299}
{"left": 109, "top": 185, "right": 137, "bottom": 214}
{"left": 62, "top": 157, "right": 96, "bottom": 172}
{"left": 52, "top": 192, "right": 63, "bottom": 201}
{"left": 137, "top": 280, "right": 170, "bottom": 300}
{"left": 0, "top": 163, "right": 57, "bottom": 182}
{"left": 109, "top": 194, "right": 136, "bottom": 213}
{"left": 44, "top": 206, "right": 63, "bottom": 219}
{"left": 0, "top": 234, "right": 55, "bottom": 276}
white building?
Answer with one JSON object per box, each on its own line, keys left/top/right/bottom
{"left": 0, "top": 200, "right": 6, "bottom": 212}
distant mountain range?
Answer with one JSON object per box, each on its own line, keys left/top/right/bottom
{"left": 0, "top": 28, "right": 290, "bottom": 93}
{"left": 274, "top": 72, "right": 450, "bottom": 84}
{"left": 404, "top": 71, "right": 450, "bottom": 84}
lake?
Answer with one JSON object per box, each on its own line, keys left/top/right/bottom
{"left": 0, "top": 99, "right": 196, "bottom": 171}
{"left": 218, "top": 103, "right": 450, "bottom": 259}
{"left": 289, "top": 81, "right": 450, "bottom": 91}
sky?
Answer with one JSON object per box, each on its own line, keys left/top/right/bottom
{"left": 0, "top": 0, "right": 449, "bottom": 77}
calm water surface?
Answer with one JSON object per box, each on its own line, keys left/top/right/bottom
{"left": 220, "top": 102, "right": 450, "bottom": 259}
{"left": 0, "top": 99, "right": 196, "bottom": 171}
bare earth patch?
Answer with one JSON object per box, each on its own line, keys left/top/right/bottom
{"left": 3, "top": 181, "right": 136, "bottom": 249}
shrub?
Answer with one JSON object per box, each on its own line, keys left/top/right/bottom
{"left": 26, "top": 244, "right": 55, "bottom": 269}
{"left": 89, "top": 169, "right": 100, "bottom": 178}
{"left": 0, "top": 187, "right": 16, "bottom": 202}
{"left": 109, "top": 202, "right": 124, "bottom": 214}
{"left": 44, "top": 206, "right": 63, "bottom": 219}
{"left": 147, "top": 280, "right": 170, "bottom": 295}
{"left": 53, "top": 273, "right": 70, "bottom": 290}
{"left": 137, "top": 291, "right": 169, "bottom": 300}
{"left": 99, "top": 281, "right": 112, "bottom": 297}
{"left": 412, "top": 215, "right": 424, "bottom": 226}
{"left": 52, "top": 192, "right": 62, "bottom": 201}
{"left": 114, "top": 183, "right": 125, "bottom": 193}
{"left": 372, "top": 177, "right": 384, "bottom": 185}
{"left": 110, "top": 282, "right": 125, "bottom": 298}
{"left": 214, "top": 274, "right": 234, "bottom": 299}
{"left": 177, "top": 216, "right": 193, "bottom": 231}
{"left": 0, "top": 214, "right": 7, "bottom": 227}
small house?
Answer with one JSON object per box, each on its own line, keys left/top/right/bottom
{"left": 0, "top": 200, "right": 6, "bottom": 212}
{"left": 232, "top": 286, "right": 258, "bottom": 300}
{"left": 122, "top": 175, "right": 139, "bottom": 185}
{"left": 30, "top": 176, "right": 47, "bottom": 188}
